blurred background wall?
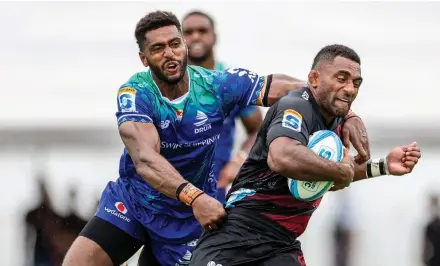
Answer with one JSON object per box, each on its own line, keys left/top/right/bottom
{"left": 0, "top": 1, "right": 439, "bottom": 266}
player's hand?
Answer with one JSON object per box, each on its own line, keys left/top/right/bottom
{"left": 192, "top": 193, "right": 226, "bottom": 231}
{"left": 329, "top": 182, "right": 347, "bottom": 192}
{"left": 387, "top": 142, "right": 421, "bottom": 176}
{"left": 342, "top": 115, "right": 371, "bottom": 164}
{"left": 218, "top": 161, "right": 241, "bottom": 188}
{"left": 332, "top": 148, "right": 355, "bottom": 190}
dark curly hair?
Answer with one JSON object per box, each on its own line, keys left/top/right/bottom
{"left": 311, "top": 44, "right": 361, "bottom": 69}
{"left": 135, "top": 11, "right": 182, "bottom": 51}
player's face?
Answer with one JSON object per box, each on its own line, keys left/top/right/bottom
{"left": 143, "top": 25, "right": 188, "bottom": 84}
{"left": 182, "top": 15, "right": 215, "bottom": 63}
{"left": 313, "top": 56, "right": 362, "bottom": 117}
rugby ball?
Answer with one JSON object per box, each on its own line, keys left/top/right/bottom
{"left": 287, "top": 130, "right": 343, "bottom": 201}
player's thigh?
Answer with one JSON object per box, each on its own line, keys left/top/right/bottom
{"left": 63, "top": 235, "right": 112, "bottom": 266}
{"left": 63, "top": 216, "right": 143, "bottom": 266}
{"left": 66, "top": 182, "right": 147, "bottom": 265}
{"left": 258, "top": 250, "right": 306, "bottom": 266}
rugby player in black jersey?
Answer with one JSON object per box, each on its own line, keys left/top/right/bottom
{"left": 190, "top": 44, "right": 421, "bottom": 266}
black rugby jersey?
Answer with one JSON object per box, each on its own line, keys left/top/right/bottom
{"left": 225, "top": 87, "right": 344, "bottom": 237}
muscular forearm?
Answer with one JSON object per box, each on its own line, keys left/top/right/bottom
{"left": 266, "top": 74, "right": 306, "bottom": 106}
{"left": 119, "top": 122, "right": 205, "bottom": 206}
{"left": 269, "top": 143, "right": 349, "bottom": 182}
{"left": 134, "top": 152, "right": 188, "bottom": 199}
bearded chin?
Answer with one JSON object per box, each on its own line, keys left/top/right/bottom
{"left": 146, "top": 54, "right": 187, "bottom": 85}
{"left": 334, "top": 108, "right": 348, "bottom": 118}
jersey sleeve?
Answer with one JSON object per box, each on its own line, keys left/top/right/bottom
{"left": 266, "top": 92, "right": 313, "bottom": 147}
{"left": 115, "top": 85, "right": 154, "bottom": 127}
{"left": 216, "top": 68, "right": 269, "bottom": 114}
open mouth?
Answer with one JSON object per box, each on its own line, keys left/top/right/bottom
{"left": 335, "top": 98, "right": 350, "bottom": 104}
{"left": 165, "top": 61, "right": 180, "bottom": 72}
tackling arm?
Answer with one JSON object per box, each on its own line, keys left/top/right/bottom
{"left": 119, "top": 122, "right": 203, "bottom": 205}
{"left": 263, "top": 74, "right": 306, "bottom": 107}
{"left": 238, "top": 108, "right": 263, "bottom": 153}
{"left": 217, "top": 108, "right": 263, "bottom": 187}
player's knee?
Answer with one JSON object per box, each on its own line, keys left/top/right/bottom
{"left": 63, "top": 236, "right": 113, "bottom": 266}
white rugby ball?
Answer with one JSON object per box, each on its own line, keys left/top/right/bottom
{"left": 287, "top": 130, "right": 343, "bottom": 201}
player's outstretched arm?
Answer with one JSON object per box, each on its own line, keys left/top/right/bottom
{"left": 331, "top": 142, "right": 421, "bottom": 191}
{"left": 119, "top": 121, "right": 226, "bottom": 230}
{"left": 268, "top": 137, "right": 354, "bottom": 186}
{"left": 264, "top": 74, "right": 306, "bottom": 107}
{"left": 218, "top": 108, "right": 263, "bottom": 188}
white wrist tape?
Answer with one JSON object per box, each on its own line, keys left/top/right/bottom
{"left": 366, "top": 158, "right": 389, "bottom": 178}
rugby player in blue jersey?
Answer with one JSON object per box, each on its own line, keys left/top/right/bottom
{"left": 63, "top": 11, "right": 370, "bottom": 266}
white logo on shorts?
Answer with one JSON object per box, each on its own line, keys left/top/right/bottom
{"left": 207, "top": 261, "right": 222, "bottom": 266}
{"left": 104, "top": 207, "right": 131, "bottom": 223}
{"left": 175, "top": 250, "right": 192, "bottom": 265}
{"left": 183, "top": 239, "right": 198, "bottom": 247}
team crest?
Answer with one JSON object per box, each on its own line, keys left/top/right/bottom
{"left": 176, "top": 109, "right": 183, "bottom": 120}
{"left": 118, "top": 87, "right": 136, "bottom": 113}
{"left": 282, "top": 109, "right": 302, "bottom": 132}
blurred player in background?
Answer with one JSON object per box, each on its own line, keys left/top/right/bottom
{"left": 422, "top": 194, "right": 440, "bottom": 266}
{"left": 63, "top": 11, "right": 370, "bottom": 266}
{"left": 25, "top": 176, "right": 88, "bottom": 266}
{"left": 191, "top": 44, "right": 422, "bottom": 266}
{"left": 182, "top": 10, "right": 263, "bottom": 203}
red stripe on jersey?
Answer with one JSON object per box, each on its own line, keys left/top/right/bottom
{"left": 262, "top": 213, "right": 311, "bottom": 237}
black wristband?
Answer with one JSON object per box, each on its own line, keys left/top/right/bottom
{"left": 176, "top": 182, "right": 189, "bottom": 201}
{"left": 366, "top": 161, "right": 373, "bottom": 178}
{"left": 366, "top": 158, "right": 388, "bottom": 178}
{"left": 379, "top": 158, "right": 386, "bottom": 175}
{"left": 262, "top": 74, "right": 273, "bottom": 107}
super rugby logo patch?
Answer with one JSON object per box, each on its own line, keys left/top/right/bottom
{"left": 282, "top": 109, "right": 302, "bottom": 132}
{"left": 118, "top": 87, "right": 137, "bottom": 113}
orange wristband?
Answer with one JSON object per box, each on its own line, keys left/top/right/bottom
{"left": 178, "top": 183, "right": 204, "bottom": 206}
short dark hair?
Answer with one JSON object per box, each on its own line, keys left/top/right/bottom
{"left": 311, "top": 44, "right": 361, "bottom": 69}
{"left": 135, "top": 11, "right": 182, "bottom": 51}
{"left": 182, "top": 10, "right": 215, "bottom": 29}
